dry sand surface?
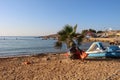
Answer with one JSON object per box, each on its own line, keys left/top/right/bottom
{"left": 0, "top": 53, "right": 120, "bottom": 80}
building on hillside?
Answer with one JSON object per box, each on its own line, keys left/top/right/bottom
{"left": 86, "top": 31, "right": 97, "bottom": 38}
{"left": 96, "top": 30, "right": 120, "bottom": 38}
{"left": 116, "top": 33, "right": 120, "bottom": 37}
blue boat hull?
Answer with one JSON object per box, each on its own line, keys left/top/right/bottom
{"left": 86, "top": 42, "right": 120, "bottom": 58}
{"left": 87, "top": 52, "right": 120, "bottom": 58}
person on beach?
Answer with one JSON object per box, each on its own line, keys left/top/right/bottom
{"left": 69, "top": 45, "right": 88, "bottom": 60}
{"left": 69, "top": 45, "right": 79, "bottom": 59}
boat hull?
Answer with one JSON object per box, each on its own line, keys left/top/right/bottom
{"left": 87, "top": 52, "right": 120, "bottom": 58}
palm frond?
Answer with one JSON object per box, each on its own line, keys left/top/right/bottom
{"left": 55, "top": 24, "right": 83, "bottom": 49}
{"left": 59, "top": 35, "right": 67, "bottom": 41}
{"left": 65, "top": 40, "right": 74, "bottom": 48}
{"left": 58, "top": 30, "right": 66, "bottom": 36}
{"left": 70, "top": 24, "right": 77, "bottom": 37}
{"left": 64, "top": 24, "right": 73, "bottom": 34}
{"left": 54, "top": 41, "right": 62, "bottom": 49}
{"left": 73, "top": 24, "right": 77, "bottom": 33}
{"left": 76, "top": 35, "right": 84, "bottom": 45}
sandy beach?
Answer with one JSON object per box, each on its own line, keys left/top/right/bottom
{"left": 0, "top": 53, "right": 120, "bottom": 80}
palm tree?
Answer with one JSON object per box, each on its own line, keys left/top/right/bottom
{"left": 54, "top": 24, "right": 83, "bottom": 49}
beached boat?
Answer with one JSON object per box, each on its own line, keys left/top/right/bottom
{"left": 86, "top": 42, "right": 120, "bottom": 58}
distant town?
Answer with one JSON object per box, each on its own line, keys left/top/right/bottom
{"left": 40, "top": 29, "right": 120, "bottom": 45}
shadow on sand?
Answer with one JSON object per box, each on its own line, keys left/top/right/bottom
{"left": 85, "top": 58, "right": 120, "bottom": 62}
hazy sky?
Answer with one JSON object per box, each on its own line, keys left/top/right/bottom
{"left": 0, "top": 0, "right": 120, "bottom": 36}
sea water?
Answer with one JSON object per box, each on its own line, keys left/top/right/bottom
{"left": 0, "top": 36, "right": 66, "bottom": 57}
{"left": 0, "top": 36, "right": 109, "bottom": 57}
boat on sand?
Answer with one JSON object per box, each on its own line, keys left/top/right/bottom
{"left": 86, "top": 42, "right": 120, "bottom": 58}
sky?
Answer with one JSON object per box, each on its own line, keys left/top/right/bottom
{"left": 0, "top": 0, "right": 120, "bottom": 36}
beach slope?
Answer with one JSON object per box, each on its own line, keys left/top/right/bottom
{"left": 0, "top": 53, "right": 120, "bottom": 80}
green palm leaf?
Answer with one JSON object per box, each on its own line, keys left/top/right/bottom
{"left": 55, "top": 24, "right": 83, "bottom": 49}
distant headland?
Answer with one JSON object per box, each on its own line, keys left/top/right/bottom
{"left": 39, "top": 30, "right": 120, "bottom": 44}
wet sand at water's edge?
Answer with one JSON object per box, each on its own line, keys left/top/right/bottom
{"left": 0, "top": 53, "right": 120, "bottom": 80}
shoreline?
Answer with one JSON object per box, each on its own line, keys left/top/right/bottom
{"left": 0, "top": 52, "right": 66, "bottom": 58}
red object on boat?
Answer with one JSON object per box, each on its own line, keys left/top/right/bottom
{"left": 75, "top": 49, "right": 88, "bottom": 59}
{"left": 80, "top": 51, "right": 88, "bottom": 60}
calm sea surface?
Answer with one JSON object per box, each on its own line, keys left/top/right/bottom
{"left": 0, "top": 36, "right": 109, "bottom": 57}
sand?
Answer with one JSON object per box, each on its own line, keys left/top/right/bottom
{"left": 0, "top": 53, "right": 120, "bottom": 80}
